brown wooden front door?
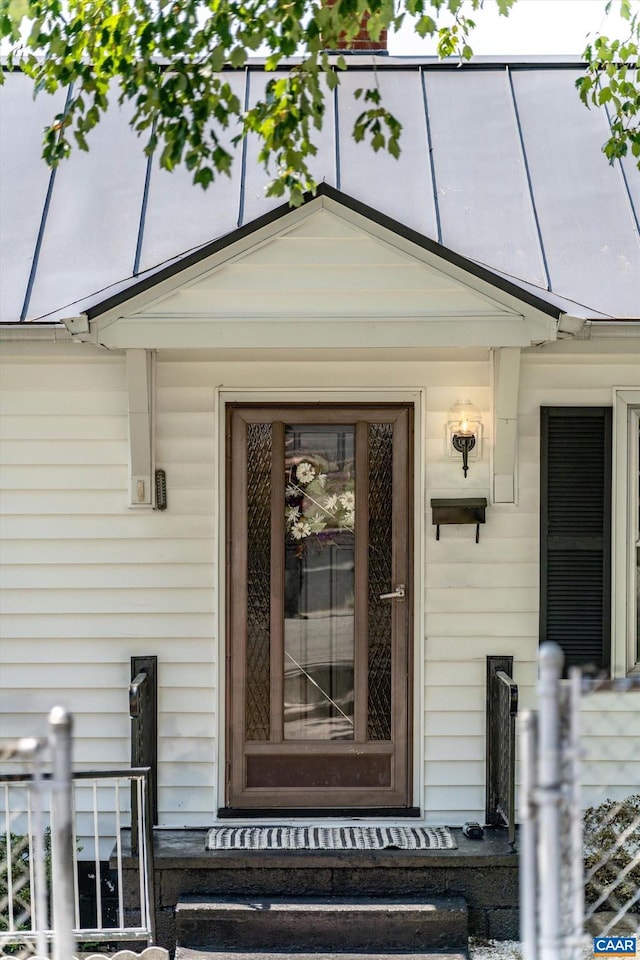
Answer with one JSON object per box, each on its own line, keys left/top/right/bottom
{"left": 226, "top": 404, "right": 413, "bottom": 810}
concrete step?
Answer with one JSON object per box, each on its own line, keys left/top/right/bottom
{"left": 175, "top": 951, "right": 469, "bottom": 959}
{"left": 175, "top": 895, "right": 468, "bottom": 953}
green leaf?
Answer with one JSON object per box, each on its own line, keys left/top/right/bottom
{"left": 388, "top": 137, "right": 400, "bottom": 159}
{"left": 194, "top": 166, "right": 214, "bottom": 188}
{"left": 230, "top": 45, "right": 246, "bottom": 68}
{"left": 209, "top": 46, "right": 225, "bottom": 72}
{"left": 325, "top": 68, "right": 338, "bottom": 91}
{"left": 6, "top": 0, "right": 30, "bottom": 24}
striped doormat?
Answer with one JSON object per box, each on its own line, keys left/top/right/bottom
{"left": 206, "top": 825, "right": 456, "bottom": 851}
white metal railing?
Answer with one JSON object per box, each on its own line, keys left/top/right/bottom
{"left": 1, "top": 709, "right": 155, "bottom": 957}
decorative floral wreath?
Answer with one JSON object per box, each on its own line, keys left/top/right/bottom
{"left": 285, "top": 459, "right": 355, "bottom": 544}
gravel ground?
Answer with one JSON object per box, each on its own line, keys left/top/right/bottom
{"left": 469, "top": 942, "right": 524, "bottom": 959}
{"left": 469, "top": 939, "right": 597, "bottom": 959}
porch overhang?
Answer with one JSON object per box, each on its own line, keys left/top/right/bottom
{"left": 61, "top": 185, "right": 566, "bottom": 353}
{"left": 53, "top": 186, "right": 581, "bottom": 508}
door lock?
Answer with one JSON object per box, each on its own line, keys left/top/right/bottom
{"left": 379, "top": 584, "right": 406, "bottom": 601}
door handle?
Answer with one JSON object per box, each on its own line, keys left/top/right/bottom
{"left": 379, "top": 584, "right": 405, "bottom": 601}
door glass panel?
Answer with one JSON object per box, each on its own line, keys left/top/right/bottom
{"left": 367, "top": 423, "right": 393, "bottom": 740}
{"left": 284, "top": 424, "right": 355, "bottom": 740}
{"left": 245, "top": 423, "right": 272, "bottom": 741}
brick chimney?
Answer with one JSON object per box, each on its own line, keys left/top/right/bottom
{"left": 342, "top": 13, "right": 388, "bottom": 50}
{"left": 324, "top": 0, "right": 388, "bottom": 51}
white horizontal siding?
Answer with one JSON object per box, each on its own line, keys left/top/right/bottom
{"left": 426, "top": 563, "right": 538, "bottom": 589}
{"left": 428, "top": 762, "right": 486, "bottom": 786}
{"left": 426, "top": 588, "right": 537, "bottom": 613}
{"left": 425, "top": 712, "right": 484, "bottom": 736}
{"left": 0, "top": 439, "right": 128, "bottom": 465}
{"left": 1, "top": 613, "right": 214, "bottom": 638}
{"left": 0, "top": 362, "right": 126, "bottom": 392}
{"left": 1, "top": 539, "right": 214, "bottom": 564}
{"left": 427, "top": 612, "right": 538, "bottom": 636}
{"left": 0, "top": 488, "right": 213, "bottom": 514}
{"left": 0, "top": 391, "right": 129, "bottom": 416}
{"left": 0, "top": 415, "right": 128, "bottom": 440}
{"left": 1, "top": 589, "right": 213, "bottom": 614}
{"left": 425, "top": 739, "right": 483, "bottom": 762}
{"left": 423, "top": 348, "right": 640, "bottom": 819}
{"left": 1, "top": 515, "right": 213, "bottom": 538}
{"left": 0, "top": 464, "right": 128, "bottom": 490}
{"left": 0, "top": 563, "right": 214, "bottom": 588}
{"left": 0, "top": 637, "right": 214, "bottom": 662}
{"left": 2, "top": 347, "right": 638, "bottom": 836}
{"left": 0, "top": 355, "right": 217, "bottom": 831}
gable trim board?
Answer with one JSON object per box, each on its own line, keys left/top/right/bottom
{"left": 57, "top": 187, "right": 569, "bottom": 352}
{"left": 84, "top": 185, "right": 565, "bottom": 321}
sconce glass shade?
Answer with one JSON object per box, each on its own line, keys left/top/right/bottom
{"left": 447, "top": 399, "right": 482, "bottom": 436}
{"left": 447, "top": 400, "right": 483, "bottom": 478}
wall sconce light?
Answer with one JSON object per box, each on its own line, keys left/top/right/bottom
{"left": 447, "top": 400, "right": 483, "bottom": 478}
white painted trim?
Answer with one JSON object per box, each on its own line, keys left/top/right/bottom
{"left": 92, "top": 203, "right": 319, "bottom": 329}
{"left": 126, "top": 349, "right": 154, "bottom": 509}
{"left": 90, "top": 198, "right": 558, "bottom": 350}
{"left": 97, "top": 317, "right": 535, "bottom": 351}
{"left": 0, "top": 340, "right": 112, "bottom": 358}
{"left": 612, "top": 388, "right": 640, "bottom": 677}
{"left": 214, "top": 383, "right": 225, "bottom": 819}
{"left": 491, "top": 347, "right": 521, "bottom": 504}
{"left": 214, "top": 386, "right": 427, "bottom": 822}
{"left": 319, "top": 196, "right": 557, "bottom": 340}
{"left": 585, "top": 323, "right": 640, "bottom": 339}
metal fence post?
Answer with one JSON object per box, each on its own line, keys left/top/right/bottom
{"left": 49, "top": 706, "right": 76, "bottom": 960}
{"left": 537, "top": 642, "right": 564, "bottom": 960}
{"left": 519, "top": 708, "right": 538, "bottom": 960}
{"left": 568, "top": 667, "right": 584, "bottom": 960}
{"left": 31, "top": 746, "right": 49, "bottom": 960}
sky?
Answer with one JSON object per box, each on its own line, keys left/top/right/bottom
{"left": 389, "top": 0, "right": 632, "bottom": 56}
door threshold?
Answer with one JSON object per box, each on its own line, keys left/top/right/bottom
{"left": 217, "top": 807, "right": 421, "bottom": 819}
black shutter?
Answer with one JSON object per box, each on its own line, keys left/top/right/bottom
{"left": 540, "top": 407, "right": 612, "bottom": 671}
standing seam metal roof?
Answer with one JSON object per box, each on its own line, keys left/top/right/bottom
{"left": 1, "top": 58, "right": 639, "bottom": 322}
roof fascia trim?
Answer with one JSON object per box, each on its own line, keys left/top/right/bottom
{"left": 85, "top": 182, "right": 564, "bottom": 327}
{"left": 86, "top": 196, "right": 318, "bottom": 322}
{"left": 0, "top": 322, "right": 72, "bottom": 342}
{"left": 318, "top": 185, "right": 562, "bottom": 320}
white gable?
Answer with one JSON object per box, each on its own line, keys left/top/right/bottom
{"left": 91, "top": 197, "right": 558, "bottom": 350}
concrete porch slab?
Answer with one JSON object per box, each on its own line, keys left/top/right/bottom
{"left": 175, "top": 895, "right": 468, "bottom": 952}
{"left": 118, "top": 827, "right": 518, "bottom": 952}
{"left": 145, "top": 827, "right": 515, "bottom": 869}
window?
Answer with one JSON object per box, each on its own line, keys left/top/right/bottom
{"left": 612, "top": 390, "right": 640, "bottom": 676}
{"left": 540, "top": 407, "right": 612, "bottom": 672}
